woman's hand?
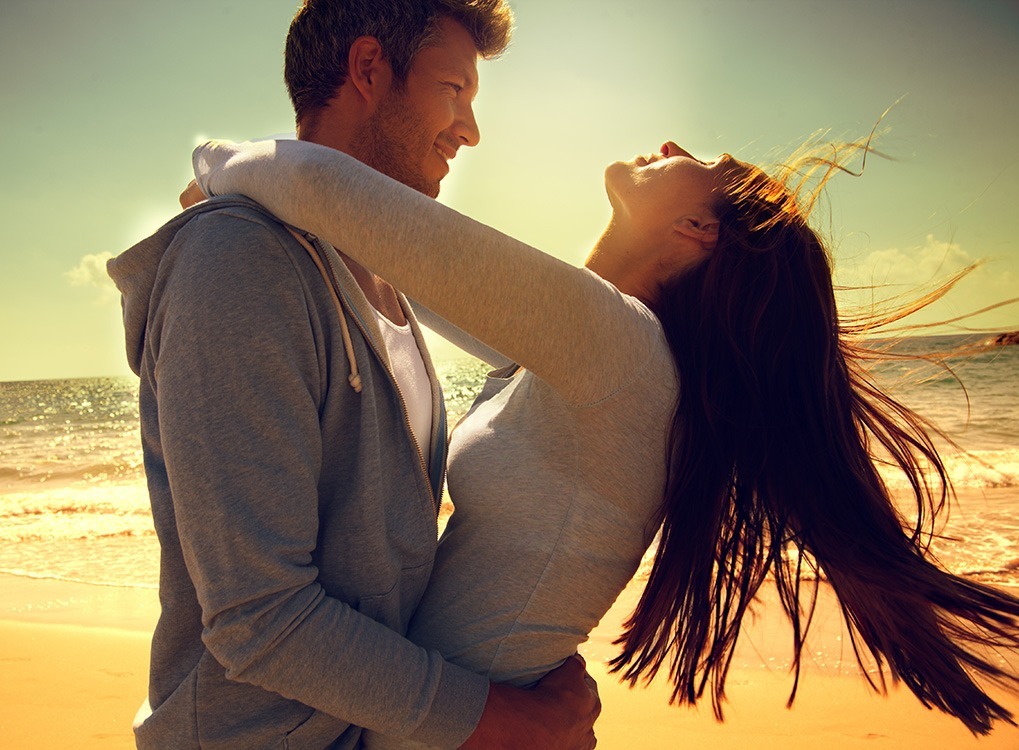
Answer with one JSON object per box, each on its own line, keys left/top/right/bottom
{"left": 460, "top": 655, "right": 601, "bottom": 749}
{"left": 179, "top": 179, "right": 208, "bottom": 209}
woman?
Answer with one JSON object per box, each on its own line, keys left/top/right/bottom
{"left": 191, "top": 136, "right": 1019, "bottom": 739}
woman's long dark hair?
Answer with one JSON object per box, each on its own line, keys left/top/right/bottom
{"left": 609, "top": 138, "right": 1019, "bottom": 734}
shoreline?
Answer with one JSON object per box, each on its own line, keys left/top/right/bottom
{"left": 0, "top": 572, "right": 158, "bottom": 632}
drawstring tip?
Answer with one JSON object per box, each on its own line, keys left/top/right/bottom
{"left": 348, "top": 373, "right": 363, "bottom": 393}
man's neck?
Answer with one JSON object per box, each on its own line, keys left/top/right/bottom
{"left": 339, "top": 252, "right": 406, "bottom": 326}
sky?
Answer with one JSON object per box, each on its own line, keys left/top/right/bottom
{"left": 1, "top": 0, "right": 1017, "bottom": 382}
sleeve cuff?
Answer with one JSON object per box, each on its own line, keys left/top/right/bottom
{"left": 409, "top": 654, "right": 490, "bottom": 748}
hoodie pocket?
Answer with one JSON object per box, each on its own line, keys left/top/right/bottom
{"left": 356, "top": 558, "right": 431, "bottom": 633}
{"left": 282, "top": 709, "right": 350, "bottom": 750}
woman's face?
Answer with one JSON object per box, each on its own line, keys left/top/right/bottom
{"left": 604, "top": 141, "right": 736, "bottom": 225}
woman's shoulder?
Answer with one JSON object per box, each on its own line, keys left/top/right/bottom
{"left": 552, "top": 281, "right": 677, "bottom": 408}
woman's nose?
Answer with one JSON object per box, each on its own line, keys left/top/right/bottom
{"left": 661, "top": 141, "right": 693, "bottom": 159}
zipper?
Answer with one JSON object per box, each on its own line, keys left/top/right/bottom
{"left": 435, "top": 402, "right": 448, "bottom": 517}
{"left": 313, "top": 236, "right": 444, "bottom": 521}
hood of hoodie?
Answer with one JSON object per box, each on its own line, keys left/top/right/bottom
{"left": 109, "top": 194, "right": 449, "bottom": 504}
{"left": 107, "top": 196, "right": 290, "bottom": 375}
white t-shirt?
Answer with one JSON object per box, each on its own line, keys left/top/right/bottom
{"left": 371, "top": 306, "right": 432, "bottom": 459}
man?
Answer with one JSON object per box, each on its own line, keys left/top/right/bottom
{"left": 108, "top": 1, "right": 599, "bottom": 748}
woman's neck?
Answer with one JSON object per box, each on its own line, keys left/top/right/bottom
{"left": 585, "top": 222, "right": 658, "bottom": 307}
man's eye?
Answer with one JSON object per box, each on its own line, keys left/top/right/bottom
{"left": 445, "top": 82, "right": 463, "bottom": 94}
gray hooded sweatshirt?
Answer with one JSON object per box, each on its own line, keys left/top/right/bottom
{"left": 107, "top": 196, "right": 488, "bottom": 750}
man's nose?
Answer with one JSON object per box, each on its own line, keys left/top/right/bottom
{"left": 455, "top": 102, "right": 481, "bottom": 148}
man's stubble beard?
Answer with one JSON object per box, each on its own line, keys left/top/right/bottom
{"left": 352, "top": 90, "right": 441, "bottom": 199}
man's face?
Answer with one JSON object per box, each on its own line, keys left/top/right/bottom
{"left": 354, "top": 17, "right": 481, "bottom": 198}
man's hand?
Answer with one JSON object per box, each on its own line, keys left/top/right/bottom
{"left": 180, "top": 179, "right": 208, "bottom": 209}
{"left": 460, "top": 655, "right": 601, "bottom": 749}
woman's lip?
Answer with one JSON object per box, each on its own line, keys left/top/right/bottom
{"left": 636, "top": 153, "right": 664, "bottom": 167}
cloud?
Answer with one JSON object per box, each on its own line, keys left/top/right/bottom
{"left": 65, "top": 252, "right": 120, "bottom": 305}
{"left": 836, "top": 235, "right": 1019, "bottom": 328}
{"left": 838, "top": 234, "right": 976, "bottom": 290}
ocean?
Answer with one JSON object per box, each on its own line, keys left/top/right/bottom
{"left": 1, "top": 335, "right": 1017, "bottom": 599}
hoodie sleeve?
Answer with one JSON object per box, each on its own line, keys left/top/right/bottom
{"left": 194, "top": 139, "right": 663, "bottom": 407}
{"left": 143, "top": 210, "right": 487, "bottom": 746}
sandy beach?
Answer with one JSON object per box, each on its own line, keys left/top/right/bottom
{"left": 584, "top": 579, "right": 1019, "bottom": 750}
{"left": 1, "top": 572, "right": 1016, "bottom": 749}
{"left": 0, "top": 575, "right": 155, "bottom": 747}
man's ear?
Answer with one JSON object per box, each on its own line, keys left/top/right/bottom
{"left": 347, "top": 36, "right": 393, "bottom": 107}
{"left": 674, "top": 215, "right": 720, "bottom": 249}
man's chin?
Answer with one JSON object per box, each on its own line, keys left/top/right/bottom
{"left": 428, "top": 163, "right": 448, "bottom": 199}
{"left": 415, "top": 171, "right": 442, "bottom": 199}
{"left": 402, "top": 164, "right": 443, "bottom": 198}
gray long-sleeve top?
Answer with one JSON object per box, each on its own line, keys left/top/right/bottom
{"left": 195, "top": 139, "right": 680, "bottom": 745}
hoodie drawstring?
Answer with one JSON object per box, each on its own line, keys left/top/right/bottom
{"left": 287, "top": 228, "right": 362, "bottom": 393}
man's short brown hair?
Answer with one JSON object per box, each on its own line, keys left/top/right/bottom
{"left": 285, "top": 0, "right": 513, "bottom": 127}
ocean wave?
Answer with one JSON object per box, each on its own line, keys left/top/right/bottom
{"left": 0, "top": 501, "right": 152, "bottom": 520}
{"left": 876, "top": 448, "right": 1019, "bottom": 489}
{"left": 0, "top": 517, "right": 155, "bottom": 543}
{"left": 0, "top": 461, "right": 145, "bottom": 486}
{"left": 6, "top": 528, "right": 157, "bottom": 543}
{"left": 0, "top": 484, "right": 154, "bottom": 542}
